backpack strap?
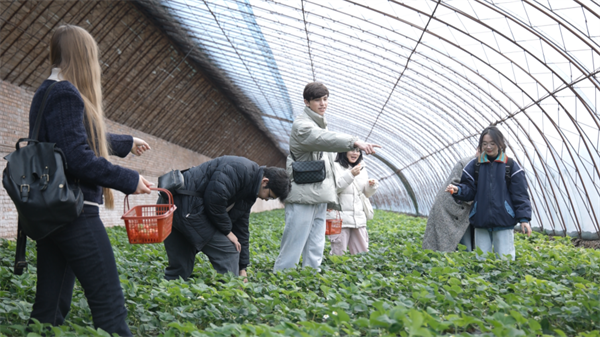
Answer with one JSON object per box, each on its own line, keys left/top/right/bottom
{"left": 32, "top": 82, "right": 59, "bottom": 141}
{"left": 473, "top": 161, "right": 481, "bottom": 187}
{"left": 290, "top": 151, "right": 322, "bottom": 162}
{"left": 13, "top": 219, "right": 28, "bottom": 275}
{"left": 505, "top": 158, "right": 514, "bottom": 187}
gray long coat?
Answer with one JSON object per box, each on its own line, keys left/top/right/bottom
{"left": 422, "top": 156, "right": 474, "bottom": 252}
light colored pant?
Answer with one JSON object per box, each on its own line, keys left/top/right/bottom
{"left": 273, "top": 203, "right": 327, "bottom": 271}
{"left": 329, "top": 227, "right": 369, "bottom": 255}
{"left": 474, "top": 228, "right": 515, "bottom": 260}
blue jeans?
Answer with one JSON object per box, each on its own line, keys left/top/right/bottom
{"left": 474, "top": 228, "right": 515, "bottom": 260}
{"left": 30, "top": 205, "right": 132, "bottom": 336}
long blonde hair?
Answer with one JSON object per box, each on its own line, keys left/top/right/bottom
{"left": 50, "top": 25, "right": 115, "bottom": 209}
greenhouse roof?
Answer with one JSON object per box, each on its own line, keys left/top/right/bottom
{"left": 152, "top": 0, "right": 599, "bottom": 238}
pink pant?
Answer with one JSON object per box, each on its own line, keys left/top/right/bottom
{"left": 329, "top": 227, "right": 369, "bottom": 255}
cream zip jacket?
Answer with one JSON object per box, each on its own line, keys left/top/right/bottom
{"left": 285, "top": 106, "right": 357, "bottom": 204}
{"left": 327, "top": 162, "right": 379, "bottom": 228}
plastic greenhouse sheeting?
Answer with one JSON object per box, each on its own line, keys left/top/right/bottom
{"left": 160, "top": 0, "right": 600, "bottom": 239}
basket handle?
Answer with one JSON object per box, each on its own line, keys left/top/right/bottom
{"left": 123, "top": 187, "right": 174, "bottom": 214}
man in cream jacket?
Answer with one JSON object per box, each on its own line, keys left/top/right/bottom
{"left": 273, "top": 82, "right": 380, "bottom": 271}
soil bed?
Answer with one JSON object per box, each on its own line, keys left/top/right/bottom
{"left": 572, "top": 238, "right": 600, "bottom": 250}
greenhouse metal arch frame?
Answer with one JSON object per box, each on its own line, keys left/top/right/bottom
{"left": 146, "top": 0, "right": 599, "bottom": 238}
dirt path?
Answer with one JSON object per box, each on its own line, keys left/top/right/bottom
{"left": 571, "top": 238, "right": 600, "bottom": 250}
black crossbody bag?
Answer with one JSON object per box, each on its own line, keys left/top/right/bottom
{"left": 3, "top": 82, "right": 84, "bottom": 274}
{"left": 291, "top": 151, "right": 326, "bottom": 184}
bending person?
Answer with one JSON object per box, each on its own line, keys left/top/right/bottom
{"left": 28, "top": 25, "right": 152, "bottom": 337}
{"left": 328, "top": 149, "right": 378, "bottom": 255}
{"left": 273, "top": 82, "right": 381, "bottom": 271}
{"left": 164, "top": 156, "right": 290, "bottom": 281}
{"left": 422, "top": 151, "right": 478, "bottom": 252}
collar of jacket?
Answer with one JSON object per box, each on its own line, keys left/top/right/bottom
{"left": 48, "top": 68, "right": 65, "bottom": 81}
{"left": 478, "top": 151, "right": 508, "bottom": 164}
{"left": 304, "top": 106, "right": 327, "bottom": 129}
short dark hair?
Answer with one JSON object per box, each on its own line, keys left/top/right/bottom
{"left": 478, "top": 126, "right": 507, "bottom": 153}
{"left": 335, "top": 151, "right": 363, "bottom": 169}
{"left": 263, "top": 167, "right": 291, "bottom": 202}
{"left": 303, "top": 82, "right": 329, "bottom": 101}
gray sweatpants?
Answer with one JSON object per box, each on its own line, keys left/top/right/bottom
{"left": 273, "top": 203, "right": 327, "bottom": 271}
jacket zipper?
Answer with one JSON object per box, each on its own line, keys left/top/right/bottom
{"left": 352, "top": 177, "right": 357, "bottom": 228}
{"left": 489, "top": 162, "right": 494, "bottom": 226}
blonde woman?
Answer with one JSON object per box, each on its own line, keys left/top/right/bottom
{"left": 27, "top": 25, "right": 151, "bottom": 336}
{"left": 327, "top": 149, "right": 378, "bottom": 255}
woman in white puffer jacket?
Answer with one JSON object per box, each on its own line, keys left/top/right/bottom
{"left": 327, "top": 148, "right": 379, "bottom": 255}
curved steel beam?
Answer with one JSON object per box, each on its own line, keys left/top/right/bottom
{"left": 372, "top": 153, "right": 419, "bottom": 216}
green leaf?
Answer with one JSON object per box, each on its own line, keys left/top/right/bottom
{"left": 509, "top": 310, "right": 527, "bottom": 325}
{"left": 554, "top": 329, "right": 568, "bottom": 337}
{"left": 354, "top": 317, "right": 370, "bottom": 328}
{"left": 0, "top": 210, "right": 599, "bottom": 336}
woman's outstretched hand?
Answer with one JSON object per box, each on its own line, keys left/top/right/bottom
{"left": 134, "top": 175, "right": 153, "bottom": 194}
{"left": 521, "top": 222, "right": 532, "bottom": 236}
{"left": 131, "top": 137, "right": 151, "bottom": 156}
{"left": 446, "top": 184, "right": 458, "bottom": 194}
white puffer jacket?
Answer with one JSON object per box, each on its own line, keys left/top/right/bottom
{"left": 327, "top": 162, "right": 379, "bottom": 228}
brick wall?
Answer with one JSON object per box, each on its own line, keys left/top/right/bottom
{"left": 0, "top": 80, "right": 282, "bottom": 239}
{"left": 1, "top": 0, "right": 286, "bottom": 168}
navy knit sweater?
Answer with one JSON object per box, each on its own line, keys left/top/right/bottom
{"left": 28, "top": 80, "right": 139, "bottom": 204}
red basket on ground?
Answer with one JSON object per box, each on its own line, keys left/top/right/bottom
{"left": 122, "top": 187, "right": 176, "bottom": 244}
{"left": 325, "top": 211, "right": 342, "bottom": 235}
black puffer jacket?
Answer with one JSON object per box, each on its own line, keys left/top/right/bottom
{"left": 171, "top": 156, "right": 263, "bottom": 270}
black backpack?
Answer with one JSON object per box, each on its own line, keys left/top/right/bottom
{"left": 473, "top": 157, "right": 514, "bottom": 188}
{"left": 3, "top": 82, "right": 84, "bottom": 273}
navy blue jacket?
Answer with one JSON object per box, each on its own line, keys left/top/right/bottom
{"left": 170, "top": 156, "right": 264, "bottom": 270}
{"left": 28, "top": 80, "right": 139, "bottom": 204}
{"left": 453, "top": 152, "right": 531, "bottom": 229}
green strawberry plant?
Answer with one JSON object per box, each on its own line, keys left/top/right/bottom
{"left": 1, "top": 210, "right": 599, "bottom": 336}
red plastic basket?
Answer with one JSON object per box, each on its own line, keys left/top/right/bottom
{"left": 122, "top": 187, "right": 176, "bottom": 244}
{"left": 325, "top": 211, "right": 342, "bottom": 235}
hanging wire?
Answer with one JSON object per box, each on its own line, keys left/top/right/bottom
{"left": 301, "top": 0, "right": 316, "bottom": 82}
